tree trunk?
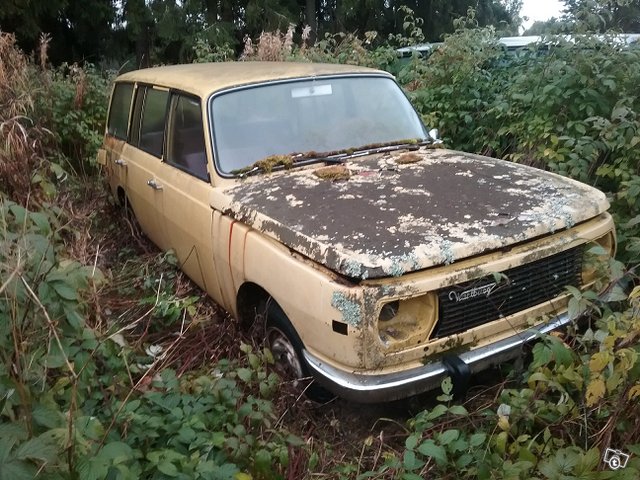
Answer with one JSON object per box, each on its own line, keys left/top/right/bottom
{"left": 306, "top": 0, "right": 317, "bottom": 43}
{"left": 204, "top": 0, "right": 219, "bottom": 25}
{"left": 124, "top": 0, "right": 152, "bottom": 68}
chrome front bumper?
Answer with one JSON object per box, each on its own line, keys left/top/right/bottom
{"left": 302, "top": 312, "right": 574, "bottom": 403}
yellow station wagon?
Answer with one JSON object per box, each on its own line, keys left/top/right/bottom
{"left": 99, "top": 62, "right": 615, "bottom": 402}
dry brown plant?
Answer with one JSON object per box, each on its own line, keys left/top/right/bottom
{"left": 73, "top": 65, "right": 87, "bottom": 110}
{"left": 0, "top": 32, "right": 47, "bottom": 205}
{"left": 244, "top": 24, "right": 296, "bottom": 61}
{"left": 39, "top": 32, "right": 51, "bottom": 70}
{"left": 241, "top": 35, "right": 255, "bottom": 59}
{"left": 0, "top": 32, "right": 50, "bottom": 205}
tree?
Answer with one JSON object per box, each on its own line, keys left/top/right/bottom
{"left": 0, "top": 0, "right": 523, "bottom": 65}
{"left": 562, "top": 0, "right": 640, "bottom": 32}
{"left": 524, "top": 17, "right": 571, "bottom": 35}
{"left": 0, "top": 0, "right": 116, "bottom": 63}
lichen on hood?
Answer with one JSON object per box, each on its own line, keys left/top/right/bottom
{"left": 212, "top": 148, "right": 609, "bottom": 279}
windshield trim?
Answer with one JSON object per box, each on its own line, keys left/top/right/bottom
{"left": 207, "top": 73, "right": 421, "bottom": 179}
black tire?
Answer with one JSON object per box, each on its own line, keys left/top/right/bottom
{"left": 265, "top": 301, "right": 334, "bottom": 403}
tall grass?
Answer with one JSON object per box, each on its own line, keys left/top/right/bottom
{"left": 0, "top": 33, "right": 48, "bottom": 205}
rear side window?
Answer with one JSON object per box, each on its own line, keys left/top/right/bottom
{"left": 107, "top": 83, "right": 133, "bottom": 139}
{"left": 130, "top": 86, "right": 169, "bottom": 158}
{"left": 167, "top": 95, "right": 208, "bottom": 180}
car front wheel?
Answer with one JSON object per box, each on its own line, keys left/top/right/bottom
{"left": 265, "top": 301, "right": 333, "bottom": 402}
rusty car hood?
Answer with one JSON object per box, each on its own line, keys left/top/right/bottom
{"left": 210, "top": 148, "right": 609, "bottom": 279}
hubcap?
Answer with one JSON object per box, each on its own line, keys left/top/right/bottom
{"left": 267, "top": 326, "right": 304, "bottom": 379}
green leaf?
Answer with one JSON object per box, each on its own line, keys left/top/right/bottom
{"left": 401, "top": 474, "right": 425, "bottom": 480}
{"left": 248, "top": 353, "right": 260, "bottom": 370}
{"left": 0, "top": 424, "right": 27, "bottom": 462}
{"left": 176, "top": 426, "right": 196, "bottom": 444}
{"left": 99, "top": 442, "right": 133, "bottom": 464}
{"left": 50, "top": 281, "right": 78, "bottom": 301}
{"left": 28, "top": 212, "right": 52, "bottom": 235}
{"left": 254, "top": 449, "right": 272, "bottom": 473}
{"left": 402, "top": 450, "right": 424, "bottom": 471}
{"left": 448, "top": 405, "right": 468, "bottom": 416}
{"left": 438, "top": 429, "right": 459, "bottom": 446}
{"left": 8, "top": 204, "right": 27, "bottom": 225}
{"left": 424, "top": 404, "right": 448, "bottom": 421}
{"left": 0, "top": 460, "right": 37, "bottom": 480}
{"left": 405, "top": 434, "right": 419, "bottom": 450}
{"left": 441, "top": 376, "right": 453, "bottom": 395}
{"left": 531, "top": 341, "right": 553, "bottom": 369}
{"left": 14, "top": 435, "right": 57, "bottom": 463}
{"left": 286, "top": 434, "right": 306, "bottom": 447}
{"left": 75, "top": 416, "right": 104, "bottom": 441}
{"left": 469, "top": 433, "right": 487, "bottom": 448}
{"left": 580, "top": 448, "right": 602, "bottom": 473}
{"left": 417, "top": 440, "right": 447, "bottom": 466}
{"left": 456, "top": 453, "right": 473, "bottom": 469}
{"left": 518, "top": 446, "right": 537, "bottom": 464}
{"left": 210, "top": 432, "right": 226, "bottom": 448}
{"left": 157, "top": 460, "right": 179, "bottom": 476}
{"left": 550, "top": 337, "right": 573, "bottom": 367}
{"left": 77, "top": 456, "right": 109, "bottom": 480}
{"left": 236, "top": 368, "right": 252, "bottom": 383}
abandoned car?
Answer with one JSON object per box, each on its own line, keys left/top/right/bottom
{"left": 99, "top": 62, "right": 615, "bottom": 402}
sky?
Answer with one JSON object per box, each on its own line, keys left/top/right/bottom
{"left": 520, "top": 0, "right": 565, "bottom": 30}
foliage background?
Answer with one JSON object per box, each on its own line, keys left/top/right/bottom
{"left": 2, "top": 0, "right": 640, "bottom": 478}
{"left": 0, "top": 0, "right": 522, "bottom": 66}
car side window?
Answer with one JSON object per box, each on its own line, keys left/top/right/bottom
{"left": 167, "top": 94, "right": 208, "bottom": 181}
{"left": 107, "top": 83, "right": 134, "bottom": 140}
{"left": 130, "top": 86, "right": 169, "bottom": 158}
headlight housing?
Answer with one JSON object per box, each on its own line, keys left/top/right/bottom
{"left": 378, "top": 293, "right": 438, "bottom": 350}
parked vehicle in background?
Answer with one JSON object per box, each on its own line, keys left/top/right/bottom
{"left": 99, "top": 62, "right": 615, "bottom": 402}
{"left": 395, "top": 33, "right": 640, "bottom": 62}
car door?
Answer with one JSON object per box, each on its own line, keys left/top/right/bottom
{"left": 153, "top": 92, "right": 224, "bottom": 301}
{"left": 101, "top": 82, "right": 133, "bottom": 201}
{"left": 123, "top": 84, "right": 171, "bottom": 250}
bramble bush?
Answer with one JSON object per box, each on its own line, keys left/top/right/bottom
{"left": 4, "top": 8, "right": 640, "bottom": 479}
{"left": 238, "top": 11, "right": 640, "bottom": 477}
{"left": 0, "top": 32, "right": 304, "bottom": 479}
{"left": 400, "top": 22, "right": 640, "bottom": 259}
{"left": 333, "top": 255, "right": 640, "bottom": 479}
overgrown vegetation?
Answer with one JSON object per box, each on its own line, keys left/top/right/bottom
{"left": 3, "top": 5, "right": 640, "bottom": 479}
{"left": 401, "top": 21, "right": 640, "bottom": 260}
{"left": 0, "top": 32, "right": 302, "bottom": 479}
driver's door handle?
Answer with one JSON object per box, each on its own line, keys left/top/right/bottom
{"left": 147, "top": 179, "right": 163, "bottom": 190}
{"left": 114, "top": 158, "right": 127, "bottom": 167}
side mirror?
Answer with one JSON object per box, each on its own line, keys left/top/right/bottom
{"left": 428, "top": 128, "right": 443, "bottom": 144}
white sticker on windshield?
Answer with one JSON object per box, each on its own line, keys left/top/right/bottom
{"left": 291, "top": 84, "right": 332, "bottom": 98}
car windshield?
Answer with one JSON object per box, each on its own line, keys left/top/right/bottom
{"left": 210, "top": 76, "right": 427, "bottom": 175}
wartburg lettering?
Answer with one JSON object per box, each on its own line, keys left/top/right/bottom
{"left": 448, "top": 282, "right": 498, "bottom": 302}
{"left": 99, "top": 62, "right": 615, "bottom": 402}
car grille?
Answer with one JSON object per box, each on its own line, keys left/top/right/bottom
{"left": 432, "top": 246, "right": 584, "bottom": 339}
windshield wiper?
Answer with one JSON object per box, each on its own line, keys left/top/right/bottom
{"left": 346, "top": 139, "right": 431, "bottom": 157}
{"left": 300, "top": 138, "right": 431, "bottom": 166}
{"left": 232, "top": 138, "right": 431, "bottom": 177}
